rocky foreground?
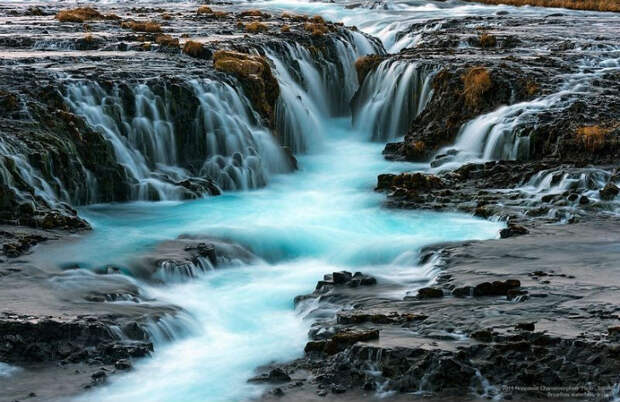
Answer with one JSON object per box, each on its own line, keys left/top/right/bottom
{"left": 258, "top": 219, "right": 620, "bottom": 401}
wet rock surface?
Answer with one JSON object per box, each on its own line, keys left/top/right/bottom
{"left": 0, "top": 253, "right": 188, "bottom": 400}
{"left": 377, "top": 160, "right": 620, "bottom": 224}
{"left": 260, "top": 219, "right": 620, "bottom": 400}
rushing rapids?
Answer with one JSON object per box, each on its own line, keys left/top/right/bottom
{"left": 0, "top": 1, "right": 619, "bottom": 401}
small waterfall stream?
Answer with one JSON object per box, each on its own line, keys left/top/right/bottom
{"left": 64, "top": 78, "right": 291, "bottom": 200}
{"left": 431, "top": 54, "right": 620, "bottom": 169}
{"left": 352, "top": 60, "right": 436, "bottom": 142}
{"left": 0, "top": 138, "right": 66, "bottom": 208}
{"left": 266, "top": 32, "right": 382, "bottom": 152}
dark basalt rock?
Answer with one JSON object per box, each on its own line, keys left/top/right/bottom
{"left": 249, "top": 368, "right": 291, "bottom": 383}
{"left": 294, "top": 271, "right": 377, "bottom": 306}
{"left": 305, "top": 329, "right": 380, "bottom": 355}
{"left": 500, "top": 223, "right": 529, "bottom": 238}
{"left": 0, "top": 315, "right": 153, "bottom": 365}
{"left": 600, "top": 182, "right": 619, "bottom": 200}
{"left": 416, "top": 287, "right": 444, "bottom": 299}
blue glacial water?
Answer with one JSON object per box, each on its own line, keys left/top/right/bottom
{"left": 59, "top": 118, "right": 503, "bottom": 402}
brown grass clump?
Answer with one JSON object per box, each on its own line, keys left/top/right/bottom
{"left": 310, "top": 15, "right": 325, "bottom": 23}
{"left": 197, "top": 6, "right": 213, "bottom": 14}
{"left": 83, "top": 34, "right": 94, "bottom": 43}
{"left": 354, "top": 55, "right": 385, "bottom": 83}
{"left": 245, "top": 21, "right": 268, "bottom": 33}
{"left": 575, "top": 125, "right": 611, "bottom": 152}
{"left": 461, "top": 0, "right": 619, "bottom": 12}
{"left": 161, "top": 13, "right": 173, "bottom": 20}
{"left": 121, "top": 20, "right": 162, "bottom": 33}
{"left": 281, "top": 24, "right": 291, "bottom": 33}
{"left": 213, "top": 11, "right": 229, "bottom": 18}
{"left": 56, "top": 7, "right": 102, "bottom": 23}
{"left": 281, "top": 12, "right": 293, "bottom": 18}
{"left": 304, "top": 22, "right": 329, "bottom": 37}
{"left": 479, "top": 33, "right": 496, "bottom": 48}
{"left": 182, "top": 40, "right": 206, "bottom": 58}
{"left": 526, "top": 80, "right": 538, "bottom": 96}
{"left": 461, "top": 66, "right": 492, "bottom": 108}
{"left": 412, "top": 141, "right": 426, "bottom": 153}
{"left": 240, "top": 9, "right": 269, "bottom": 17}
{"left": 56, "top": 7, "right": 120, "bottom": 23}
{"left": 155, "top": 34, "right": 179, "bottom": 47}
{"left": 214, "top": 51, "right": 266, "bottom": 77}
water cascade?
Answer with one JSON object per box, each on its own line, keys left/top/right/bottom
{"left": 431, "top": 55, "right": 620, "bottom": 169}
{"left": 64, "top": 79, "right": 291, "bottom": 200}
{"left": 265, "top": 32, "right": 383, "bottom": 152}
{"left": 352, "top": 60, "right": 436, "bottom": 142}
{"left": 0, "top": 137, "right": 69, "bottom": 209}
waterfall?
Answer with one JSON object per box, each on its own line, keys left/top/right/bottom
{"left": 440, "top": 100, "right": 538, "bottom": 166}
{"left": 191, "top": 79, "right": 290, "bottom": 191}
{"left": 431, "top": 55, "right": 620, "bottom": 169}
{"left": 351, "top": 60, "right": 436, "bottom": 142}
{"left": 265, "top": 32, "right": 383, "bottom": 153}
{"left": 65, "top": 78, "right": 290, "bottom": 200}
{"left": 0, "top": 138, "right": 65, "bottom": 209}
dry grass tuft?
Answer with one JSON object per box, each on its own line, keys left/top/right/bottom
{"left": 56, "top": 7, "right": 101, "bottom": 23}
{"left": 281, "top": 24, "right": 291, "bottom": 33}
{"left": 161, "top": 13, "right": 173, "bottom": 20}
{"left": 197, "top": 6, "right": 213, "bottom": 15}
{"left": 121, "top": 20, "right": 162, "bottom": 33}
{"left": 526, "top": 80, "right": 539, "bottom": 96}
{"left": 354, "top": 55, "right": 385, "bottom": 83}
{"left": 461, "top": 66, "right": 492, "bottom": 108}
{"left": 245, "top": 21, "right": 268, "bottom": 33}
{"left": 412, "top": 141, "right": 426, "bottom": 153}
{"left": 479, "top": 33, "right": 497, "bottom": 48}
{"left": 310, "top": 15, "right": 325, "bottom": 23}
{"left": 155, "top": 34, "right": 179, "bottom": 47}
{"left": 56, "top": 8, "right": 120, "bottom": 23}
{"left": 575, "top": 125, "right": 611, "bottom": 152}
{"left": 182, "top": 40, "right": 206, "bottom": 58}
{"left": 304, "top": 22, "right": 329, "bottom": 37}
{"left": 461, "top": 0, "right": 619, "bottom": 12}
{"left": 213, "top": 50, "right": 265, "bottom": 77}
{"left": 240, "top": 9, "right": 269, "bottom": 17}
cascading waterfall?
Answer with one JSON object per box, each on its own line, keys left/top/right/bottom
{"left": 64, "top": 78, "right": 290, "bottom": 200}
{"left": 431, "top": 54, "right": 620, "bottom": 169}
{"left": 191, "top": 79, "right": 290, "bottom": 191}
{"left": 0, "top": 138, "right": 66, "bottom": 209}
{"left": 432, "top": 100, "right": 536, "bottom": 168}
{"left": 522, "top": 167, "right": 619, "bottom": 206}
{"left": 351, "top": 59, "right": 436, "bottom": 142}
{"left": 265, "top": 32, "right": 383, "bottom": 153}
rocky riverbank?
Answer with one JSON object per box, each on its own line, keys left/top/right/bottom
{"left": 257, "top": 219, "right": 620, "bottom": 401}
